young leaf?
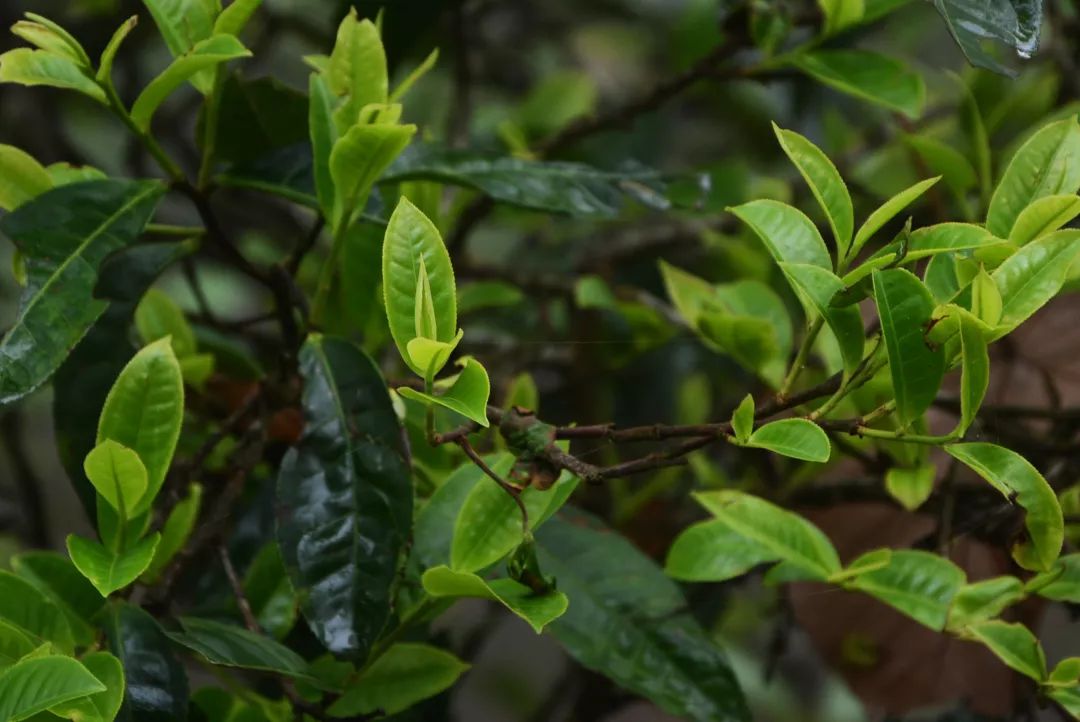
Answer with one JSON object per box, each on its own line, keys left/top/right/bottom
{"left": 13, "top": 14, "right": 90, "bottom": 67}
{"left": 0, "top": 656, "right": 106, "bottom": 722}
{"left": 694, "top": 491, "right": 841, "bottom": 580}
{"left": 327, "top": 10, "right": 389, "bottom": 132}
{"left": 780, "top": 263, "right": 864, "bottom": 375}
{"left": 789, "top": 49, "right": 925, "bottom": 118}
{"left": 0, "top": 144, "right": 53, "bottom": 211}
{"left": 1008, "top": 194, "right": 1080, "bottom": 246}
{"left": 104, "top": 602, "right": 189, "bottom": 721}
{"left": 873, "top": 269, "right": 945, "bottom": 428}
{"left": 131, "top": 35, "right": 251, "bottom": 129}
{"left": 819, "top": 0, "right": 865, "bottom": 34}
{"left": 309, "top": 73, "right": 338, "bottom": 220}
{"left": 96, "top": 15, "right": 138, "bottom": 86}
{"left": 382, "top": 197, "right": 459, "bottom": 376}
{"left": 742, "top": 418, "right": 831, "bottom": 463}
{"left": 731, "top": 394, "right": 754, "bottom": 443}
{"left": 848, "top": 177, "right": 940, "bottom": 261}
{"left": 0, "top": 180, "right": 164, "bottom": 406}
{"left": 389, "top": 47, "right": 440, "bottom": 102}
{"left": 842, "top": 549, "right": 965, "bottom": 630}
{"left": 329, "top": 123, "right": 416, "bottom": 230}
{"left": 729, "top": 199, "right": 831, "bottom": 269}
{"left": 947, "top": 576, "right": 1026, "bottom": 631}
{"left": 885, "top": 464, "right": 935, "bottom": 511}
{"left": 83, "top": 440, "right": 148, "bottom": 523}
{"left": 992, "top": 230, "right": 1080, "bottom": 333}
{"left": 328, "top": 643, "right": 468, "bottom": 717}
{"left": 142, "top": 0, "right": 218, "bottom": 57}
{"left": 773, "top": 124, "right": 853, "bottom": 256}
{"left": 1026, "top": 554, "right": 1080, "bottom": 602}
{"left": 958, "top": 312, "right": 989, "bottom": 435}
{"left": 213, "top": 0, "right": 263, "bottom": 36}
{"left": 945, "top": 443, "right": 1063, "bottom": 571}
{"left": 397, "top": 357, "right": 492, "bottom": 427}
{"left": 986, "top": 118, "right": 1080, "bottom": 238}
{"left": 168, "top": 617, "right": 312, "bottom": 680}
{"left": 276, "top": 335, "right": 412, "bottom": 659}
{"left": 46, "top": 651, "right": 124, "bottom": 722}
{"left": 967, "top": 621, "right": 1046, "bottom": 681}
{"left": 0, "top": 48, "right": 106, "bottom": 103}
{"left": 665, "top": 519, "right": 777, "bottom": 581}
{"left": 67, "top": 533, "right": 161, "bottom": 597}
{"left": 970, "top": 267, "right": 1002, "bottom": 328}
{"left": 141, "top": 483, "right": 202, "bottom": 583}
{"left": 421, "top": 566, "right": 568, "bottom": 634}
{"left": 134, "top": 289, "right": 198, "bottom": 357}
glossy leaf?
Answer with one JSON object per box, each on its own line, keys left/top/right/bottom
{"left": 421, "top": 566, "right": 568, "bottom": 634}
{"left": 967, "top": 620, "right": 1046, "bottom": 681}
{"left": 774, "top": 124, "right": 853, "bottom": 256}
{"left": 873, "top": 269, "right": 945, "bottom": 428}
{"left": 945, "top": 443, "right": 1063, "bottom": 571}
{"left": 536, "top": 510, "right": 750, "bottom": 722}
{"left": 0, "top": 571, "right": 75, "bottom": 653}
{"left": 169, "top": 617, "right": 312, "bottom": 680}
{"left": 986, "top": 118, "right": 1080, "bottom": 238}
{"left": 992, "top": 230, "right": 1080, "bottom": 333}
{"left": 695, "top": 491, "right": 841, "bottom": 580}
{"left": 932, "top": 0, "right": 1040, "bottom": 74}
{"left": 780, "top": 263, "right": 864, "bottom": 375}
{"left": 104, "top": 602, "right": 189, "bottom": 722}
{"left": 665, "top": 519, "right": 777, "bottom": 582}
{"left": 328, "top": 643, "right": 468, "bottom": 717}
{"left": 849, "top": 177, "right": 940, "bottom": 261}
{"left": 142, "top": 483, "right": 202, "bottom": 583}
{"left": 729, "top": 199, "right": 831, "bottom": 269}
{"left": 0, "top": 144, "right": 52, "bottom": 211}
{"left": 131, "top": 35, "right": 250, "bottom": 130}
{"left": 885, "top": 464, "right": 935, "bottom": 511}
{"left": 0, "top": 48, "right": 106, "bottom": 103}
{"left": 47, "top": 651, "right": 125, "bottom": 722}
{"left": 67, "top": 533, "right": 161, "bottom": 597}
{"left": 329, "top": 123, "right": 416, "bottom": 230}
{"left": 0, "top": 656, "right": 105, "bottom": 722}
{"left": 790, "top": 49, "right": 924, "bottom": 118}
{"left": 843, "top": 549, "right": 965, "bottom": 630}
{"left": 83, "top": 440, "right": 148, "bottom": 523}
{"left": 0, "top": 180, "right": 164, "bottom": 406}
{"left": 743, "top": 418, "right": 831, "bottom": 462}
{"left": 1009, "top": 194, "right": 1080, "bottom": 245}
{"left": 1026, "top": 553, "right": 1080, "bottom": 602}
{"left": 276, "top": 335, "right": 412, "bottom": 659}
{"left": 398, "top": 357, "right": 492, "bottom": 427}
{"left": 947, "top": 576, "right": 1026, "bottom": 631}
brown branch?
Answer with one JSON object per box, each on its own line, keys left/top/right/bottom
{"left": 217, "top": 544, "right": 261, "bottom": 634}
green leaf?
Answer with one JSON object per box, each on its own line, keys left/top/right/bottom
{"left": 780, "top": 263, "right": 864, "bottom": 375}
{"left": 971, "top": 267, "right": 1002, "bottom": 327}
{"left": 213, "top": 0, "right": 262, "bottom": 36}
{"left": 309, "top": 73, "right": 338, "bottom": 220}
{"left": 947, "top": 576, "right": 1026, "bottom": 631}
{"left": 1048, "top": 687, "right": 1080, "bottom": 717}
{"left": 1008, "top": 194, "right": 1080, "bottom": 245}
{"left": 328, "top": 643, "right": 468, "bottom": 717}
{"left": 842, "top": 549, "right": 965, "bottom": 630}
{"left": 885, "top": 464, "right": 935, "bottom": 511}
{"left": 1026, "top": 553, "right": 1080, "bottom": 602}
{"left": 695, "top": 491, "right": 841, "bottom": 580}
{"left": 104, "top": 602, "right": 189, "bottom": 722}
{"left": 0, "top": 180, "right": 164, "bottom": 406}
{"left": 1049, "top": 657, "right": 1080, "bottom": 687}
{"left": 83, "top": 440, "right": 148, "bottom": 524}
{"left": 382, "top": 197, "right": 459, "bottom": 376}
{"left": 390, "top": 47, "right": 439, "bottom": 102}
{"left": 731, "top": 394, "right": 754, "bottom": 443}
{"left": 46, "top": 651, "right": 124, "bottom": 722}
{"left": 873, "top": 269, "right": 945, "bottom": 427}
{"left": 932, "top": 0, "right": 1040, "bottom": 74}
{"left": 665, "top": 519, "right": 778, "bottom": 582}
{"left": 0, "top": 48, "right": 106, "bottom": 103}
{"left": 851, "top": 222, "right": 997, "bottom": 286}
{"left": 958, "top": 312, "right": 989, "bottom": 435}
{"left": 398, "top": 357, "right": 491, "bottom": 427}
{"left": 0, "top": 656, "right": 106, "bottom": 722}
{"left": 902, "top": 134, "right": 977, "bottom": 194}
{"left": 96, "top": 16, "right": 138, "bottom": 86}
{"left": 276, "top": 335, "right": 412, "bottom": 659}
{"left": 729, "top": 199, "right": 831, "bottom": 269}
{"left": 242, "top": 543, "right": 297, "bottom": 640}
{"left": 773, "top": 124, "right": 853, "bottom": 256}
{"left": 12, "top": 14, "right": 91, "bottom": 67}
{"left": 0, "top": 622, "right": 36, "bottom": 669}
{"left": 742, "top": 418, "right": 831, "bottom": 462}
{"left": 67, "top": 533, "right": 161, "bottom": 597}
{"left": 134, "top": 289, "right": 198, "bottom": 357}
{"left": 168, "top": 617, "right": 312, "bottom": 680}
{"left": 819, "top": 0, "right": 865, "bottom": 34}
{"left": 967, "top": 620, "right": 1046, "bottom": 681}
{"left": 329, "top": 123, "right": 416, "bottom": 230}
{"left": 10, "top": 552, "right": 104, "bottom": 648}
{"left": 327, "top": 10, "right": 388, "bottom": 132}
{"left": 420, "top": 566, "right": 568, "bottom": 634}
{"left": 945, "top": 443, "right": 1063, "bottom": 571}
{"left": 987, "top": 118, "right": 1080, "bottom": 238}
{"left": 131, "top": 35, "right": 251, "bottom": 130}
{"left": 535, "top": 510, "right": 750, "bottom": 722}
{"left": 992, "top": 230, "right": 1080, "bottom": 333}
{"left": 0, "top": 571, "right": 75, "bottom": 654}
{"left": 790, "top": 49, "right": 924, "bottom": 118}
{"left": 142, "top": 0, "right": 218, "bottom": 57}
{"left": 849, "top": 177, "right": 940, "bottom": 261}
{"left": 0, "top": 144, "right": 52, "bottom": 212}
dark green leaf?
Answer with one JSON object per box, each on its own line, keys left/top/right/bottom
{"left": 169, "top": 617, "right": 312, "bottom": 680}
{"left": 0, "top": 571, "right": 75, "bottom": 653}
{"left": 104, "top": 602, "right": 189, "bottom": 722}
{"left": 932, "top": 0, "right": 1040, "bottom": 75}
{"left": 10, "top": 552, "right": 104, "bottom": 647}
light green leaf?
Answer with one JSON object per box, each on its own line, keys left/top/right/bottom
{"left": 0, "top": 144, "right": 53, "bottom": 212}
{"left": 46, "top": 163, "right": 106, "bottom": 186}
{"left": 406, "top": 332, "right": 463, "bottom": 382}
{"left": 0, "top": 48, "right": 106, "bottom": 103}
{"left": 843, "top": 549, "right": 965, "bottom": 630}
{"left": 1009, "top": 194, "right": 1080, "bottom": 246}
{"left": 213, "top": 0, "right": 262, "bottom": 36}
{"left": 971, "top": 267, "right": 1002, "bottom": 328}
{"left": 1048, "top": 687, "right": 1080, "bottom": 717}
{"left": 987, "top": 118, "right": 1080, "bottom": 238}
{"left": 382, "top": 197, "right": 458, "bottom": 376}
{"left": 12, "top": 14, "right": 90, "bottom": 67}
{"left": 967, "top": 620, "right": 1046, "bottom": 681}
{"left": 0, "top": 656, "right": 105, "bottom": 722}
{"left": 731, "top": 394, "right": 754, "bottom": 443}
{"left": 1049, "top": 658, "right": 1080, "bottom": 687}
{"left": 0, "top": 572, "right": 75, "bottom": 653}
{"left": 947, "top": 576, "right": 1026, "bottom": 631}
{"left": 1026, "top": 553, "right": 1080, "bottom": 602}
{"left": 168, "top": 617, "right": 312, "bottom": 680}
{"left": 819, "top": 0, "right": 865, "bottom": 34}
{"left": 873, "top": 268, "right": 945, "bottom": 428}
{"left": 992, "top": 230, "right": 1080, "bottom": 333}
{"left": 945, "top": 443, "right": 1063, "bottom": 571}
{"left": 327, "top": 10, "right": 388, "bottom": 132}
{"left": 902, "top": 134, "right": 977, "bottom": 194}
{"left": 729, "top": 199, "right": 831, "bottom": 269}
{"left": 0, "top": 622, "right": 36, "bottom": 670}
{"left": 96, "top": 15, "right": 138, "bottom": 86}
{"left": 83, "top": 439, "right": 148, "bottom": 522}
{"left": 67, "top": 533, "right": 160, "bottom": 597}
{"left": 421, "top": 566, "right": 568, "bottom": 634}
{"left": 695, "top": 491, "right": 841, "bottom": 580}
{"left": 10, "top": 552, "right": 104, "bottom": 648}
{"left": 389, "top": 47, "right": 439, "bottom": 103}
{"left": 328, "top": 643, "right": 468, "bottom": 717}
{"left": 309, "top": 73, "right": 338, "bottom": 220}
{"left": 665, "top": 519, "right": 777, "bottom": 582}
{"left": 46, "top": 651, "right": 124, "bottom": 722}
{"left": 885, "top": 464, "right": 935, "bottom": 511}
{"left": 851, "top": 222, "right": 997, "bottom": 286}
{"left": 830, "top": 548, "right": 892, "bottom": 582}
{"left": 780, "top": 262, "right": 864, "bottom": 375}
{"left": 135, "top": 289, "right": 197, "bottom": 357}
{"left": 790, "top": 49, "right": 924, "bottom": 118}
{"left": 849, "top": 177, "right": 940, "bottom": 262}
{"left": 398, "top": 357, "right": 491, "bottom": 427}
{"left": 742, "top": 418, "right": 831, "bottom": 463}
{"left": 142, "top": 483, "right": 202, "bottom": 583}
{"left": 658, "top": 260, "right": 715, "bottom": 328}
{"left": 773, "top": 124, "right": 853, "bottom": 256}
{"left": 131, "top": 34, "right": 251, "bottom": 130}
{"left": 329, "top": 123, "right": 416, "bottom": 230}
{"left": 142, "top": 0, "right": 218, "bottom": 57}
{"left": 958, "top": 312, "right": 989, "bottom": 436}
